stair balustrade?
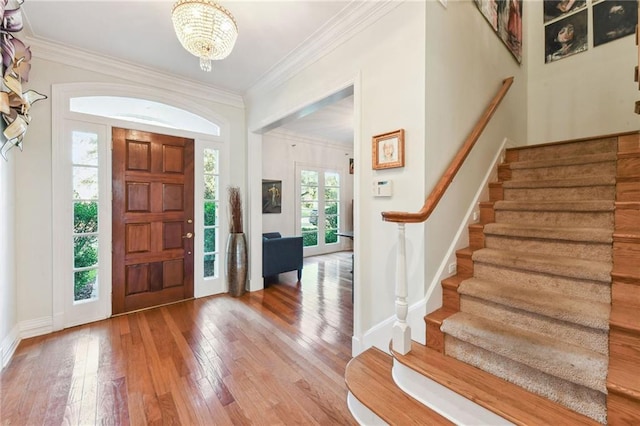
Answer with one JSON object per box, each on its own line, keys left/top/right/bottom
{"left": 382, "top": 76, "right": 514, "bottom": 355}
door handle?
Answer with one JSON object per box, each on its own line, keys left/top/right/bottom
{"left": 182, "top": 232, "right": 193, "bottom": 239}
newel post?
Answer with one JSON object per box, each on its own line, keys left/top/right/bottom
{"left": 392, "top": 223, "right": 411, "bottom": 354}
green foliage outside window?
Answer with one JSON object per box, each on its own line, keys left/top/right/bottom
{"left": 74, "top": 201, "right": 98, "bottom": 300}
{"left": 204, "top": 201, "right": 217, "bottom": 277}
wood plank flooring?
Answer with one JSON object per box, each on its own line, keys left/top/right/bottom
{"left": 1, "top": 251, "right": 355, "bottom": 425}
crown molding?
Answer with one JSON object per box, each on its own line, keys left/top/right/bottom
{"left": 246, "top": 0, "right": 401, "bottom": 98}
{"left": 24, "top": 36, "right": 245, "bottom": 109}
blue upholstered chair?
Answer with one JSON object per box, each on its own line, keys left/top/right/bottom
{"left": 262, "top": 232, "right": 303, "bottom": 281}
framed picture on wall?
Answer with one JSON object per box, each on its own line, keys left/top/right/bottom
{"left": 474, "top": 0, "right": 523, "bottom": 63}
{"left": 543, "top": 0, "right": 587, "bottom": 23}
{"left": 262, "top": 179, "right": 282, "bottom": 214}
{"left": 372, "top": 129, "right": 404, "bottom": 170}
{"left": 544, "top": 9, "right": 588, "bottom": 63}
{"left": 593, "top": 0, "right": 638, "bottom": 47}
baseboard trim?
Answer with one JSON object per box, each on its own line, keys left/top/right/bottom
{"left": 19, "top": 316, "right": 53, "bottom": 339}
{"left": 358, "top": 298, "right": 427, "bottom": 355}
{"left": 1, "top": 325, "right": 20, "bottom": 369}
{"left": 392, "top": 360, "right": 513, "bottom": 426}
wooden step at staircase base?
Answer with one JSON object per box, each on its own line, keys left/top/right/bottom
{"left": 345, "top": 347, "right": 453, "bottom": 425}
{"left": 392, "top": 342, "right": 600, "bottom": 426}
{"left": 425, "top": 307, "right": 456, "bottom": 352}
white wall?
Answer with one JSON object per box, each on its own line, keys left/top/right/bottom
{"left": 422, "top": 1, "right": 528, "bottom": 310}
{"left": 246, "top": 2, "right": 427, "bottom": 342}
{"left": 0, "top": 149, "right": 17, "bottom": 367}
{"left": 14, "top": 53, "right": 246, "bottom": 332}
{"left": 527, "top": 0, "right": 639, "bottom": 143}
{"left": 262, "top": 129, "right": 354, "bottom": 241}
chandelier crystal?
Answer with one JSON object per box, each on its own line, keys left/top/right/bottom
{"left": 171, "top": 0, "right": 238, "bottom": 72}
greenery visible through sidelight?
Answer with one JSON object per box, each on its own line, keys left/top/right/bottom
{"left": 74, "top": 201, "right": 98, "bottom": 300}
{"left": 203, "top": 148, "right": 219, "bottom": 278}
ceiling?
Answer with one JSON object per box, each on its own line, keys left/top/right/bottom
{"left": 21, "top": 1, "right": 356, "bottom": 144}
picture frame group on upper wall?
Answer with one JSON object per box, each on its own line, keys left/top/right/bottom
{"left": 372, "top": 129, "right": 405, "bottom": 170}
{"left": 474, "top": 0, "right": 523, "bottom": 64}
{"left": 543, "top": 0, "right": 638, "bottom": 64}
{"left": 262, "top": 179, "right": 282, "bottom": 214}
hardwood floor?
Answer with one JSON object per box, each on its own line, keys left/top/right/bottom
{"left": 1, "top": 251, "right": 356, "bottom": 425}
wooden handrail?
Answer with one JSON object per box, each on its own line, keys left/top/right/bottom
{"left": 382, "top": 77, "right": 514, "bottom": 223}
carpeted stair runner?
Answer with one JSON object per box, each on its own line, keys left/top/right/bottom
{"left": 441, "top": 137, "right": 616, "bottom": 424}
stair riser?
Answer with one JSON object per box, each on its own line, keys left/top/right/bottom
{"left": 480, "top": 202, "right": 495, "bottom": 224}
{"left": 503, "top": 186, "right": 615, "bottom": 202}
{"left": 613, "top": 240, "right": 640, "bottom": 278}
{"left": 444, "top": 336, "right": 606, "bottom": 424}
{"left": 618, "top": 156, "right": 640, "bottom": 178}
{"left": 426, "top": 321, "right": 445, "bottom": 353}
{"left": 456, "top": 251, "right": 474, "bottom": 278}
{"left": 484, "top": 235, "right": 612, "bottom": 263}
{"left": 442, "top": 286, "right": 459, "bottom": 311}
{"left": 612, "top": 281, "right": 640, "bottom": 308}
{"left": 609, "top": 327, "right": 640, "bottom": 377}
{"left": 489, "top": 183, "right": 503, "bottom": 202}
{"left": 495, "top": 210, "right": 614, "bottom": 229}
{"left": 615, "top": 205, "right": 640, "bottom": 232}
{"left": 460, "top": 296, "right": 608, "bottom": 355}
{"left": 617, "top": 181, "right": 640, "bottom": 202}
{"left": 512, "top": 138, "right": 617, "bottom": 162}
{"left": 469, "top": 225, "right": 485, "bottom": 251}
{"left": 607, "top": 393, "right": 640, "bottom": 425}
{"left": 473, "top": 263, "right": 611, "bottom": 302}
{"left": 510, "top": 161, "right": 616, "bottom": 181}
{"left": 618, "top": 133, "right": 640, "bottom": 153}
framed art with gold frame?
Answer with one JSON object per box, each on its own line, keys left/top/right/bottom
{"left": 372, "top": 129, "right": 404, "bottom": 170}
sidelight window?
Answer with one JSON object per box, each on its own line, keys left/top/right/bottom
{"left": 72, "top": 131, "right": 100, "bottom": 302}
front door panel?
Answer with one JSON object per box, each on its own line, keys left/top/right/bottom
{"left": 112, "top": 128, "right": 194, "bottom": 314}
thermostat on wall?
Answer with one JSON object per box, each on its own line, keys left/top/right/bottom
{"left": 373, "top": 180, "right": 393, "bottom": 197}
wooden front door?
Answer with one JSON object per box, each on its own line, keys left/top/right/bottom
{"left": 112, "top": 128, "right": 194, "bottom": 314}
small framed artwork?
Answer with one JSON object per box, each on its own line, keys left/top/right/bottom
{"left": 372, "top": 129, "right": 405, "bottom": 170}
{"left": 544, "top": 9, "right": 588, "bottom": 63}
{"left": 593, "top": 0, "right": 638, "bottom": 47}
{"left": 262, "top": 179, "right": 282, "bottom": 214}
{"left": 349, "top": 158, "right": 354, "bottom": 174}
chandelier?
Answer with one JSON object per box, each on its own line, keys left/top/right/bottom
{"left": 171, "top": 0, "right": 238, "bottom": 72}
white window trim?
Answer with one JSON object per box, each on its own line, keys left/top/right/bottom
{"left": 52, "top": 83, "right": 230, "bottom": 331}
{"left": 295, "top": 162, "right": 347, "bottom": 257}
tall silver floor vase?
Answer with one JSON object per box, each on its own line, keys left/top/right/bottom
{"left": 226, "top": 232, "right": 248, "bottom": 297}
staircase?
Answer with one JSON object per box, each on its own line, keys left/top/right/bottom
{"left": 346, "top": 132, "right": 640, "bottom": 425}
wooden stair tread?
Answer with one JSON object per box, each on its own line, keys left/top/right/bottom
{"left": 494, "top": 199, "right": 615, "bottom": 212}
{"left": 393, "top": 342, "right": 600, "bottom": 426}
{"left": 502, "top": 175, "right": 616, "bottom": 189}
{"left": 608, "top": 354, "right": 640, "bottom": 401}
{"left": 484, "top": 222, "right": 613, "bottom": 243}
{"left": 425, "top": 307, "right": 456, "bottom": 325}
{"left": 458, "top": 277, "right": 610, "bottom": 330}
{"left": 507, "top": 152, "right": 617, "bottom": 169}
{"left": 472, "top": 248, "right": 612, "bottom": 283}
{"left": 345, "top": 347, "right": 453, "bottom": 425}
